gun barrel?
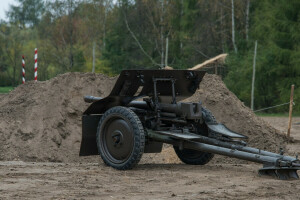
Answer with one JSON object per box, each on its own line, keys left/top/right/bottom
{"left": 84, "top": 96, "right": 103, "bottom": 103}
{"left": 84, "top": 96, "right": 149, "bottom": 109}
{"left": 84, "top": 96, "right": 201, "bottom": 119}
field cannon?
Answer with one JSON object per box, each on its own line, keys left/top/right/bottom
{"left": 80, "top": 69, "right": 300, "bottom": 180}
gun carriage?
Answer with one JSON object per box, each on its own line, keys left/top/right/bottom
{"left": 80, "top": 70, "right": 300, "bottom": 180}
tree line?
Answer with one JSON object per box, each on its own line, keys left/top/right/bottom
{"left": 0, "top": 0, "right": 299, "bottom": 113}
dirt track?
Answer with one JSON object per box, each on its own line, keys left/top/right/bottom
{"left": 0, "top": 117, "right": 299, "bottom": 199}
{"left": 0, "top": 161, "right": 298, "bottom": 200}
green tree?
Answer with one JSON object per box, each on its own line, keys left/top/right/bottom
{"left": 7, "top": 0, "right": 45, "bottom": 27}
{"left": 225, "top": 0, "right": 300, "bottom": 112}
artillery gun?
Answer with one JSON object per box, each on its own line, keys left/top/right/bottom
{"left": 80, "top": 69, "right": 300, "bottom": 180}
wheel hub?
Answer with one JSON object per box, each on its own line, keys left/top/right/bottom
{"left": 102, "top": 118, "right": 134, "bottom": 163}
{"left": 112, "top": 130, "right": 123, "bottom": 147}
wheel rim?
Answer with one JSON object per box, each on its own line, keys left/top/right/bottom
{"left": 101, "top": 115, "right": 134, "bottom": 164}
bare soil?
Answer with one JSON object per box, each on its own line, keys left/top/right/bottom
{"left": 0, "top": 73, "right": 299, "bottom": 199}
{"left": 262, "top": 116, "right": 300, "bottom": 157}
{"left": 1, "top": 123, "right": 300, "bottom": 200}
{"left": 0, "top": 73, "right": 116, "bottom": 163}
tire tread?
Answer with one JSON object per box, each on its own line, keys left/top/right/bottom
{"left": 96, "top": 106, "right": 145, "bottom": 170}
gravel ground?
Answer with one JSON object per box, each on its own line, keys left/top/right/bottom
{"left": 0, "top": 117, "right": 299, "bottom": 200}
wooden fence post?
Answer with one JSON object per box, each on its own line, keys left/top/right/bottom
{"left": 251, "top": 40, "right": 257, "bottom": 110}
{"left": 287, "top": 84, "right": 295, "bottom": 137}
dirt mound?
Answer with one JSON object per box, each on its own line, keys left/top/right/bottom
{"left": 0, "top": 73, "right": 116, "bottom": 162}
{"left": 0, "top": 73, "right": 287, "bottom": 163}
{"left": 189, "top": 74, "right": 287, "bottom": 151}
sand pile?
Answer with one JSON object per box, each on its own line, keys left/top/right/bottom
{"left": 189, "top": 74, "right": 287, "bottom": 151}
{"left": 0, "top": 73, "right": 287, "bottom": 163}
{"left": 0, "top": 73, "right": 116, "bottom": 162}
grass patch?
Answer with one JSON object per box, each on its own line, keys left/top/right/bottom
{"left": 256, "top": 112, "right": 300, "bottom": 117}
{"left": 0, "top": 86, "right": 14, "bottom": 93}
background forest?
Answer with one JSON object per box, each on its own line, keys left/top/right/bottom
{"left": 0, "top": 0, "right": 299, "bottom": 113}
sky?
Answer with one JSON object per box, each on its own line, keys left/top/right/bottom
{"left": 0, "top": 0, "right": 17, "bottom": 21}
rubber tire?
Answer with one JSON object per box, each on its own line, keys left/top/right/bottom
{"left": 96, "top": 106, "right": 145, "bottom": 170}
{"left": 173, "top": 146, "right": 214, "bottom": 165}
{"left": 173, "top": 107, "right": 215, "bottom": 165}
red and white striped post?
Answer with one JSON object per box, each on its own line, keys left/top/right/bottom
{"left": 22, "top": 55, "right": 25, "bottom": 84}
{"left": 34, "top": 48, "right": 38, "bottom": 81}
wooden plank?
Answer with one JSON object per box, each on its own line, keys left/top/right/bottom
{"left": 189, "top": 53, "right": 228, "bottom": 70}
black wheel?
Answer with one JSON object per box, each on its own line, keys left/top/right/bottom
{"left": 96, "top": 106, "right": 145, "bottom": 170}
{"left": 173, "top": 107, "right": 215, "bottom": 165}
{"left": 173, "top": 146, "right": 214, "bottom": 165}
